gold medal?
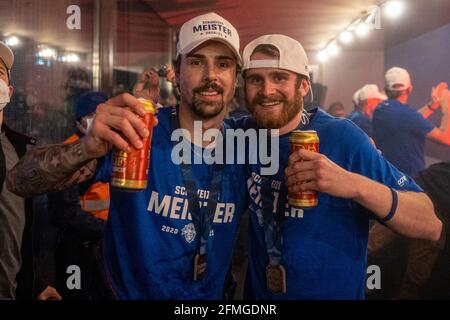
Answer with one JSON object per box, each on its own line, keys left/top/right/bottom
{"left": 193, "top": 253, "right": 207, "bottom": 281}
{"left": 266, "top": 264, "right": 287, "bottom": 294}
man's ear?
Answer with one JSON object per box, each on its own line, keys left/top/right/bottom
{"left": 298, "top": 78, "right": 311, "bottom": 97}
{"left": 175, "top": 71, "right": 180, "bottom": 88}
{"left": 8, "top": 85, "right": 14, "bottom": 98}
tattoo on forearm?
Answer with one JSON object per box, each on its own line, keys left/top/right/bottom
{"left": 6, "top": 140, "right": 98, "bottom": 197}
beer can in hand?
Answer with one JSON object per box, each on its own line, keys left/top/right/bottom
{"left": 111, "top": 98, "right": 156, "bottom": 191}
{"left": 288, "top": 130, "right": 319, "bottom": 208}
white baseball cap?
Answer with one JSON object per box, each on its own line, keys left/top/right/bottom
{"left": 242, "top": 34, "right": 310, "bottom": 79}
{"left": 385, "top": 67, "right": 411, "bottom": 91}
{"left": 358, "top": 84, "right": 387, "bottom": 101}
{"left": 0, "top": 41, "right": 14, "bottom": 79}
{"left": 176, "top": 12, "right": 241, "bottom": 64}
{"left": 352, "top": 88, "right": 362, "bottom": 105}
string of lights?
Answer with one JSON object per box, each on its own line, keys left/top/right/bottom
{"left": 2, "top": 35, "right": 81, "bottom": 65}
{"left": 317, "top": 0, "right": 404, "bottom": 63}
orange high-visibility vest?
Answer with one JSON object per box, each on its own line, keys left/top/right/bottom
{"left": 64, "top": 134, "right": 110, "bottom": 220}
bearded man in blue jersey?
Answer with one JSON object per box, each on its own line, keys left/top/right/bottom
{"left": 7, "top": 12, "right": 248, "bottom": 299}
{"left": 238, "top": 34, "right": 442, "bottom": 300}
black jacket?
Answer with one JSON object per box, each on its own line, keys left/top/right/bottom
{"left": 0, "top": 124, "right": 43, "bottom": 299}
{"left": 0, "top": 124, "right": 36, "bottom": 191}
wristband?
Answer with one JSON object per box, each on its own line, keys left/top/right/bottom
{"left": 381, "top": 187, "right": 398, "bottom": 223}
{"left": 427, "top": 102, "right": 438, "bottom": 111}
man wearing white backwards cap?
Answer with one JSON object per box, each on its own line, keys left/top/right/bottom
{"left": 347, "top": 84, "right": 386, "bottom": 137}
{"left": 7, "top": 12, "right": 248, "bottom": 299}
{"left": 372, "top": 67, "right": 450, "bottom": 177}
{"left": 239, "top": 35, "right": 441, "bottom": 299}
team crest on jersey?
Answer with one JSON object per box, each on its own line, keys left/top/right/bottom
{"left": 182, "top": 223, "right": 197, "bottom": 243}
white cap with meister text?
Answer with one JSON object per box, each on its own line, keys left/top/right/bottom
{"left": 176, "top": 12, "right": 241, "bottom": 64}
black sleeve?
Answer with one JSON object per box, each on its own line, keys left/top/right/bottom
{"left": 414, "top": 161, "right": 450, "bottom": 220}
{"left": 0, "top": 143, "right": 5, "bottom": 193}
{"left": 48, "top": 181, "right": 105, "bottom": 241}
{"left": 31, "top": 195, "right": 58, "bottom": 296}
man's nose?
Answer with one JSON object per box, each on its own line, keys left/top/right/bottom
{"left": 260, "top": 81, "right": 276, "bottom": 97}
{"left": 203, "top": 62, "right": 218, "bottom": 83}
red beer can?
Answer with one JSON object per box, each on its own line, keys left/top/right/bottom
{"left": 111, "top": 98, "right": 156, "bottom": 191}
{"left": 288, "top": 130, "right": 319, "bottom": 208}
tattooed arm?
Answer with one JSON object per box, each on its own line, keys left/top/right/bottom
{"left": 7, "top": 93, "right": 153, "bottom": 198}
{"left": 6, "top": 140, "right": 98, "bottom": 197}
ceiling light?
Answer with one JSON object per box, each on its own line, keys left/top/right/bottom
{"left": 355, "top": 23, "right": 370, "bottom": 37}
{"left": 326, "top": 43, "right": 340, "bottom": 56}
{"left": 5, "top": 36, "right": 20, "bottom": 47}
{"left": 61, "top": 53, "right": 80, "bottom": 63}
{"left": 317, "top": 50, "right": 329, "bottom": 63}
{"left": 339, "top": 31, "right": 353, "bottom": 44}
{"left": 37, "top": 45, "right": 57, "bottom": 60}
{"left": 384, "top": 1, "right": 404, "bottom": 19}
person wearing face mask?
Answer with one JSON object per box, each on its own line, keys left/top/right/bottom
{"left": 0, "top": 41, "right": 39, "bottom": 299}
{"left": 44, "top": 91, "right": 110, "bottom": 299}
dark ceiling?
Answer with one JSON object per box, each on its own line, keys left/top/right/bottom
{"left": 1, "top": 0, "right": 449, "bottom": 57}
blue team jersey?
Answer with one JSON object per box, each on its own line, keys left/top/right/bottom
{"left": 95, "top": 107, "right": 248, "bottom": 299}
{"left": 347, "top": 110, "right": 373, "bottom": 137}
{"left": 238, "top": 108, "right": 422, "bottom": 300}
{"left": 372, "top": 99, "right": 435, "bottom": 177}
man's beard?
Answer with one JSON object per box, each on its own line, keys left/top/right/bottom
{"left": 188, "top": 82, "right": 226, "bottom": 119}
{"left": 247, "top": 91, "right": 303, "bottom": 129}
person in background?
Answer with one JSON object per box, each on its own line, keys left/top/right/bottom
{"left": 0, "top": 41, "right": 51, "bottom": 300}
{"left": 46, "top": 91, "right": 109, "bottom": 299}
{"left": 132, "top": 65, "right": 177, "bottom": 108}
{"left": 347, "top": 84, "right": 386, "bottom": 137}
{"left": 326, "top": 101, "right": 346, "bottom": 118}
{"left": 368, "top": 160, "right": 450, "bottom": 299}
{"left": 372, "top": 67, "right": 449, "bottom": 177}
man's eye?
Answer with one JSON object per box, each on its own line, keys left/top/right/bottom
{"left": 274, "top": 75, "right": 288, "bottom": 82}
{"left": 248, "top": 77, "right": 262, "bottom": 85}
{"left": 189, "top": 59, "right": 202, "bottom": 66}
{"left": 218, "top": 61, "right": 230, "bottom": 68}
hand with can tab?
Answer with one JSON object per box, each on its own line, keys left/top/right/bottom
{"left": 133, "top": 67, "right": 161, "bottom": 102}
{"left": 81, "top": 93, "right": 158, "bottom": 159}
{"left": 285, "top": 148, "right": 359, "bottom": 199}
{"left": 164, "top": 64, "right": 177, "bottom": 86}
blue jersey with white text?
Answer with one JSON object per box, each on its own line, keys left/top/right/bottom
{"left": 238, "top": 108, "right": 422, "bottom": 300}
{"left": 95, "top": 107, "right": 248, "bottom": 299}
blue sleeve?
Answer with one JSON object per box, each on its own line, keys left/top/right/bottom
{"left": 405, "top": 108, "right": 435, "bottom": 137}
{"left": 224, "top": 115, "right": 256, "bottom": 130}
{"left": 342, "top": 123, "right": 422, "bottom": 221}
{"left": 347, "top": 123, "right": 422, "bottom": 192}
{"left": 94, "top": 152, "right": 113, "bottom": 183}
{"left": 353, "top": 117, "right": 373, "bottom": 138}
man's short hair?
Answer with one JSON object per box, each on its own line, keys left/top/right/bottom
{"left": 386, "top": 88, "right": 407, "bottom": 100}
{"left": 252, "top": 44, "right": 280, "bottom": 59}
{"left": 173, "top": 52, "right": 241, "bottom": 74}
{"left": 327, "top": 101, "right": 345, "bottom": 113}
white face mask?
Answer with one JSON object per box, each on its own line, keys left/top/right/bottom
{"left": 0, "top": 79, "right": 10, "bottom": 111}
{"left": 76, "top": 117, "right": 94, "bottom": 135}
